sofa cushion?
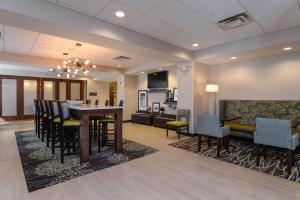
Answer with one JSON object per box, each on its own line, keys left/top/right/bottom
{"left": 167, "top": 121, "right": 188, "bottom": 127}
{"left": 224, "top": 122, "right": 256, "bottom": 133}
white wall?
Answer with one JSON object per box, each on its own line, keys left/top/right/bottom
{"left": 86, "top": 80, "right": 110, "bottom": 106}
{"left": 209, "top": 51, "right": 300, "bottom": 101}
{"left": 138, "top": 67, "right": 178, "bottom": 114}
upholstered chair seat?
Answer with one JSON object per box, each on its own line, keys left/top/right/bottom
{"left": 166, "top": 121, "right": 188, "bottom": 127}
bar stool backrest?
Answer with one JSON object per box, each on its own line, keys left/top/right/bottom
{"left": 39, "top": 100, "right": 46, "bottom": 115}
{"left": 105, "top": 100, "right": 109, "bottom": 106}
{"left": 57, "top": 101, "right": 70, "bottom": 123}
{"left": 86, "top": 99, "right": 91, "bottom": 105}
{"left": 119, "top": 100, "right": 124, "bottom": 107}
{"left": 33, "top": 99, "right": 40, "bottom": 115}
{"left": 45, "top": 100, "right": 51, "bottom": 117}
{"left": 95, "top": 99, "right": 99, "bottom": 105}
{"left": 49, "top": 100, "right": 59, "bottom": 119}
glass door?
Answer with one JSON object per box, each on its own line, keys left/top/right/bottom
{"left": 23, "top": 79, "right": 38, "bottom": 116}
{"left": 0, "top": 76, "right": 18, "bottom": 120}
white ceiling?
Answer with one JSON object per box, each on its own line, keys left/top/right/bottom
{"left": 1, "top": 25, "right": 158, "bottom": 68}
{"left": 43, "top": 0, "right": 300, "bottom": 51}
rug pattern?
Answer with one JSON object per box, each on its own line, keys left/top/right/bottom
{"left": 169, "top": 136, "right": 300, "bottom": 182}
{"left": 16, "top": 130, "right": 158, "bottom": 192}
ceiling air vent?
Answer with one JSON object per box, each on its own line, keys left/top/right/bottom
{"left": 217, "top": 12, "right": 253, "bottom": 31}
{"left": 113, "top": 56, "right": 132, "bottom": 61}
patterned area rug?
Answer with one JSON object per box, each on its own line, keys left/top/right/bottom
{"left": 15, "top": 130, "right": 158, "bottom": 192}
{"left": 169, "top": 136, "right": 300, "bottom": 182}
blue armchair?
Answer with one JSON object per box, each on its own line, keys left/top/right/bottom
{"left": 254, "top": 118, "right": 299, "bottom": 174}
{"left": 197, "top": 114, "right": 230, "bottom": 157}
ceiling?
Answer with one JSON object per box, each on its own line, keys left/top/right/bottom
{"left": 43, "top": 0, "right": 300, "bottom": 51}
{"left": 0, "top": 25, "right": 158, "bottom": 68}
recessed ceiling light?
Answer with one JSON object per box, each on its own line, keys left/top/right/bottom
{"left": 140, "top": 71, "right": 145, "bottom": 74}
{"left": 230, "top": 56, "right": 237, "bottom": 60}
{"left": 92, "top": 65, "right": 97, "bottom": 68}
{"left": 192, "top": 43, "right": 199, "bottom": 47}
{"left": 158, "top": 67, "right": 163, "bottom": 70}
{"left": 115, "top": 11, "right": 125, "bottom": 18}
{"left": 283, "top": 47, "right": 292, "bottom": 51}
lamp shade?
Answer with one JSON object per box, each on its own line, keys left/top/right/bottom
{"left": 205, "top": 84, "right": 219, "bottom": 93}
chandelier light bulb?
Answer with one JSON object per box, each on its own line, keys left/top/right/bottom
{"left": 67, "top": 68, "right": 71, "bottom": 73}
{"left": 75, "top": 58, "right": 79, "bottom": 62}
{"left": 63, "top": 61, "right": 68, "bottom": 65}
{"left": 92, "top": 65, "right": 96, "bottom": 68}
{"left": 57, "top": 65, "right": 61, "bottom": 70}
{"left": 57, "top": 74, "right": 61, "bottom": 77}
{"left": 84, "top": 59, "right": 90, "bottom": 65}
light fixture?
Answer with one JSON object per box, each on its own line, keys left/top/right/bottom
{"left": 192, "top": 43, "right": 199, "bottom": 47}
{"left": 140, "top": 71, "right": 145, "bottom": 74}
{"left": 230, "top": 56, "right": 237, "bottom": 60}
{"left": 283, "top": 47, "right": 292, "bottom": 51}
{"left": 49, "top": 68, "right": 54, "bottom": 72}
{"left": 158, "top": 67, "right": 163, "bottom": 70}
{"left": 115, "top": 11, "right": 125, "bottom": 18}
{"left": 55, "top": 43, "right": 97, "bottom": 78}
{"left": 205, "top": 84, "right": 219, "bottom": 115}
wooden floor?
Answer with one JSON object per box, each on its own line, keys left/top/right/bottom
{"left": 1, "top": 121, "right": 300, "bottom": 200}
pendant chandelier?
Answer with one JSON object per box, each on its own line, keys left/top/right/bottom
{"left": 56, "top": 43, "right": 96, "bottom": 79}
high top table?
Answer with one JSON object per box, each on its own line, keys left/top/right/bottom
{"left": 68, "top": 105, "right": 123, "bottom": 164}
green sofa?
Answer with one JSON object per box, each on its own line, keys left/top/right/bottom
{"left": 219, "top": 100, "right": 300, "bottom": 138}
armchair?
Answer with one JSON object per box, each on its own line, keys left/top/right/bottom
{"left": 197, "top": 114, "right": 230, "bottom": 157}
{"left": 254, "top": 118, "right": 299, "bottom": 174}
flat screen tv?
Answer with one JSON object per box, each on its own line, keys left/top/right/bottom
{"left": 147, "top": 71, "right": 168, "bottom": 89}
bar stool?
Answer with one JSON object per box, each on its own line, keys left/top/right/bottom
{"left": 57, "top": 101, "right": 81, "bottom": 163}
{"left": 49, "top": 100, "right": 61, "bottom": 154}
{"left": 99, "top": 100, "right": 123, "bottom": 146}
{"left": 33, "top": 99, "right": 42, "bottom": 138}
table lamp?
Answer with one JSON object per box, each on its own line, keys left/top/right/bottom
{"left": 205, "top": 84, "right": 219, "bottom": 115}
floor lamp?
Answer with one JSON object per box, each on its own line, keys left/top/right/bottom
{"left": 205, "top": 84, "right": 219, "bottom": 115}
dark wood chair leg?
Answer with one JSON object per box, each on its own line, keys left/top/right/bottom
{"left": 225, "top": 136, "right": 229, "bottom": 152}
{"left": 60, "top": 131, "right": 64, "bottom": 164}
{"left": 186, "top": 125, "right": 189, "bottom": 134}
{"left": 198, "top": 134, "right": 201, "bottom": 152}
{"left": 178, "top": 127, "right": 180, "bottom": 139}
{"left": 208, "top": 137, "right": 211, "bottom": 148}
{"left": 217, "top": 138, "right": 221, "bottom": 157}
{"left": 97, "top": 130, "right": 101, "bottom": 153}
{"left": 287, "top": 149, "right": 293, "bottom": 174}
{"left": 51, "top": 124, "right": 55, "bottom": 154}
{"left": 256, "top": 144, "right": 260, "bottom": 166}
{"left": 166, "top": 125, "right": 169, "bottom": 137}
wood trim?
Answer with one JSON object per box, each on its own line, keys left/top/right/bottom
{"left": 80, "top": 81, "right": 84, "bottom": 100}
{"left": 66, "top": 80, "right": 71, "bottom": 100}
{"left": 0, "top": 74, "right": 85, "bottom": 120}
{"left": 17, "top": 77, "right": 24, "bottom": 120}
{"left": 40, "top": 79, "right": 44, "bottom": 100}
{"left": 55, "top": 80, "right": 59, "bottom": 100}
{"left": 0, "top": 79, "right": 2, "bottom": 116}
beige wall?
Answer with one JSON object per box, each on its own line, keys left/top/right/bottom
{"left": 193, "top": 62, "right": 209, "bottom": 132}
{"left": 86, "top": 80, "right": 110, "bottom": 106}
{"left": 124, "top": 75, "right": 138, "bottom": 121}
{"left": 208, "top": 51, "right": 300, "bottom": 113}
